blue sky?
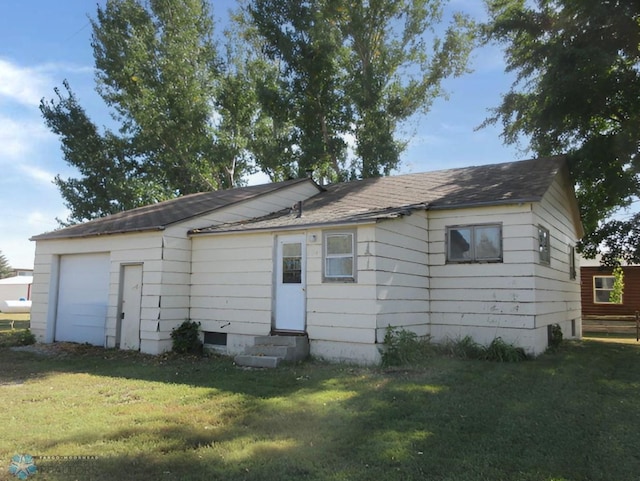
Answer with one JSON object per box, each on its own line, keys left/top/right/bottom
{"left": 0, "top": 0, "right": 520, "bottom": 269}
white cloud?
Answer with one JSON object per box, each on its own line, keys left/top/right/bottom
{"left": 0, "top": 58, "right": 52, "bottom": 107}
{"left": 0, "top": 58, "right": 93, "bottom": 109}
{"left": 19, "top": 164, "right": 56, "bottom": 186}
{"left": 0, "top": 115, "right": 52, "bottom": 162}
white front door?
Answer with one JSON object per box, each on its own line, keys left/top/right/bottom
{"left": 119, "top": 264, "right": 143, "bottom": 350}
{"left": 274, "top": 235, "right": 306, "bottom": 331}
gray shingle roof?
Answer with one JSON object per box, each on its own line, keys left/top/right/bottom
{"left": 31, "top": 177, "right": 318, "bottom": 240}
{"left": 190, "top": 155, "right": 569, "bottom": 235}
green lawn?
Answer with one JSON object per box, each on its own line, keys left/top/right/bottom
{"left": 0, "top": 338, "right": 638, "bottom": 481}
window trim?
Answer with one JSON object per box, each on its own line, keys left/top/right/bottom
{"left": 323, "top": 231, "right": 356, "bottom": 282}
{"left": 538, "top": 225, "right": 551, "bottom": 265}
{"left": 446, "top": 224, "right": 503, "bottom": 263}
{"left": 593, "top": 275, "right": 622, "bottom": 304}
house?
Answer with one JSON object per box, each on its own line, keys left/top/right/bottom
{"left": 29, "top": 155, "right": 583, "bottom": 364}
{"left": 580, "top": 257, "right": 640, "bottom": 320}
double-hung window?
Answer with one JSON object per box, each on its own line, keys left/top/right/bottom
{"left": 324, "top": 232, "right": 355, "bottom": 281}
{"left": 446, "top": 224, "right": 502, "bottom": 262}
{"left": 593, "top": 276, "right": 621, "bottom": 304}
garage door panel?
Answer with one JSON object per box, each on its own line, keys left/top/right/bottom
{"left": 55, "top": 254, "right": 110, "bottom": 346}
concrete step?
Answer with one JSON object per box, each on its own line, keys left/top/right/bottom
{"left": 234, "top": 354, "right": 281, "bottom": 369}
{"left": 253, "top": 335, "right": 310, "bottom": 361}
{"left": 245, "top": 344, "right": 295, "bottom": 360}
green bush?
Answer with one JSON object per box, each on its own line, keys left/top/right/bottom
{"left": 484, "top": 337, "right": 528, "bottom": 362}
{"left": 170, "top": 320, "right": 202, "bottom": 355}
{"left": 547, "top": 323, "right": 564, "bottom": 351}
{"left": 440, "top": 336, "right": 528, "bottom": 362}
{"left": 381, "top": 326, "right": 433, "bottom": 367}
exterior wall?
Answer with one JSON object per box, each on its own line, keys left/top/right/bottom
{"left": 373, "top": 214, "right": 429, "bottom": 342}
{"left": 190, "top": 226, "right": 382, "bottom": 364}
{"left": 531, "top": 171, "right": 582, "bottom": 342}
{"left": 32, "top": 182, "right": 321, "bottom": 354}
{"left": 307, "top": 225, "right": 379, "bottom": 363}
{"left": 190, "top": 232, "right": 274, "bottom": 354}
{"left": 426, "top": 173, "right": 581, "bottom": 355}
{"left": 427, "top": 204, "right": 540, "bottom": 350}
{"left": 581, "top": 266, "right": 640, "bottom": 318}
{"left": 30, "top": 232, "right": 164, "bottom": 351}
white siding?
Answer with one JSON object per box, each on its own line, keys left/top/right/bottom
{"left": 373, "top": 214, "right": 429, "bottom": 342}
{"left": 531, "top": 170, "right": 582, "bottom": 339}
{"left": 427, "top": 173, "right": 582, "bottom": 355}
{"left": 427, "top": 204, "right": 541, "bottom": 351}
{"left": 190, "top": 233, "right": 274, "bottom": 341}
{"left": 30, "top": 232, "right": 165, "bottom": 351}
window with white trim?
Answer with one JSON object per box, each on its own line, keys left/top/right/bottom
{"left": 446, "top": 224, "right": 502, "bottom": 262}
{"left": 324, "top": 232, "right": 355, "bottom": 281}
{"left": 593, "top": 276, "right": 622, "bottom": 304}
{"left": 538, "top": 226, "right": 550, "bottom": 264}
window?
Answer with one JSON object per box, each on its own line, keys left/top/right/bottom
{"left": 593, "top": 276, "right": 622, "bottom": 304}
{"left": 569, "top": 245, "right": 576, "bottom": 279}
{"left": 538, "top": 226, "right": 550, "bottom": 264}
{"left": 446, "top": 224, "right": 502, "bottom": 262}
{"left": 282, "top": 242, "right": 302, "bottom": 283}
{"left": 324, "top": 232, "right": 355, "bottom": 281}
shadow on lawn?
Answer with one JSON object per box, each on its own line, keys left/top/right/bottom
{"left": 2, "top": 340, "right": 640, "bottom": 481}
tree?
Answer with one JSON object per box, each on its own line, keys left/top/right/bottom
{"left": 0, "top": 251, "right": 11, "bottom": 279}
{"left": 482, "top": 0, "right": 640, "bottom": 265}
{"left": 338, "top": 0, "right": 476, "bottom": 178}
{"left": 41, "top": 0, "right": 244, "bottom": 224}
{"left": 244, "top": 0, "right": 476, "bottom": 181}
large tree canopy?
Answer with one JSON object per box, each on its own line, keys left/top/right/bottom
{"left": 41, "top": 0, "right": 241, "bottom": 225}
{"left": 245, "top": 0, "right": 476, "bottom": 182}
{"left": 482, "top": 0, "right": 640, "bottom": 265}
{"left": 42, "top": 0, "right": 476, "bottom": 224}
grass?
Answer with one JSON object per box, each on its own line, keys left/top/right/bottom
{"left": 0, "top": 314, "right": 31, "bottom": 348}
{"left": 0, "top": 337, "right": 638, "bottom": 481}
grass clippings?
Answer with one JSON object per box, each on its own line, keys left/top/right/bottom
{"left": 0, "top": 337, "right": 638, "bottom": 481}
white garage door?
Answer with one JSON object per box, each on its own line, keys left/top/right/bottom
{"left": 55, "top": 253, "right": 110, "bottom": 346}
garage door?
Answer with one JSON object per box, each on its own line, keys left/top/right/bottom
{"left": 55, "top": 253, "right": 110, "bottom": 345}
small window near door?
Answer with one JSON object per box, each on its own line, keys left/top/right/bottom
{"left": 324, "top": 232, "right": 355, "bottom": 281}
{"left": 594, "top": 276, "right": 622, "bottom": 304}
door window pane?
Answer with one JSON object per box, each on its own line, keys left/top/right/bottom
{"left": 282, "top": 242, "right": 302, "bottom": 284}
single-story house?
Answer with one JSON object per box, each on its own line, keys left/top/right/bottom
{"left": 580, "top": 257, "right": 640, "bottom": 319}
{"left": 30, "top": 155, "right": 583, "bottom": 364}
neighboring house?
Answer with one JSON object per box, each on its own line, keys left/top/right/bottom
{"left": 11, "top": 268, "right": 33, "bottom": 277}
{"left": 0, "top": 275, "right": 32, "bottom": 302}
{"left": 580, "top": 257, "right": 640, "bottom": 319}
{"left": 30, "top": 155, "right": 583, "bottom": 364}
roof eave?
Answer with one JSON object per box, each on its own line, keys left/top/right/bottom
{"left": 30, "top": 226, "right": 166, "bottom": 242}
